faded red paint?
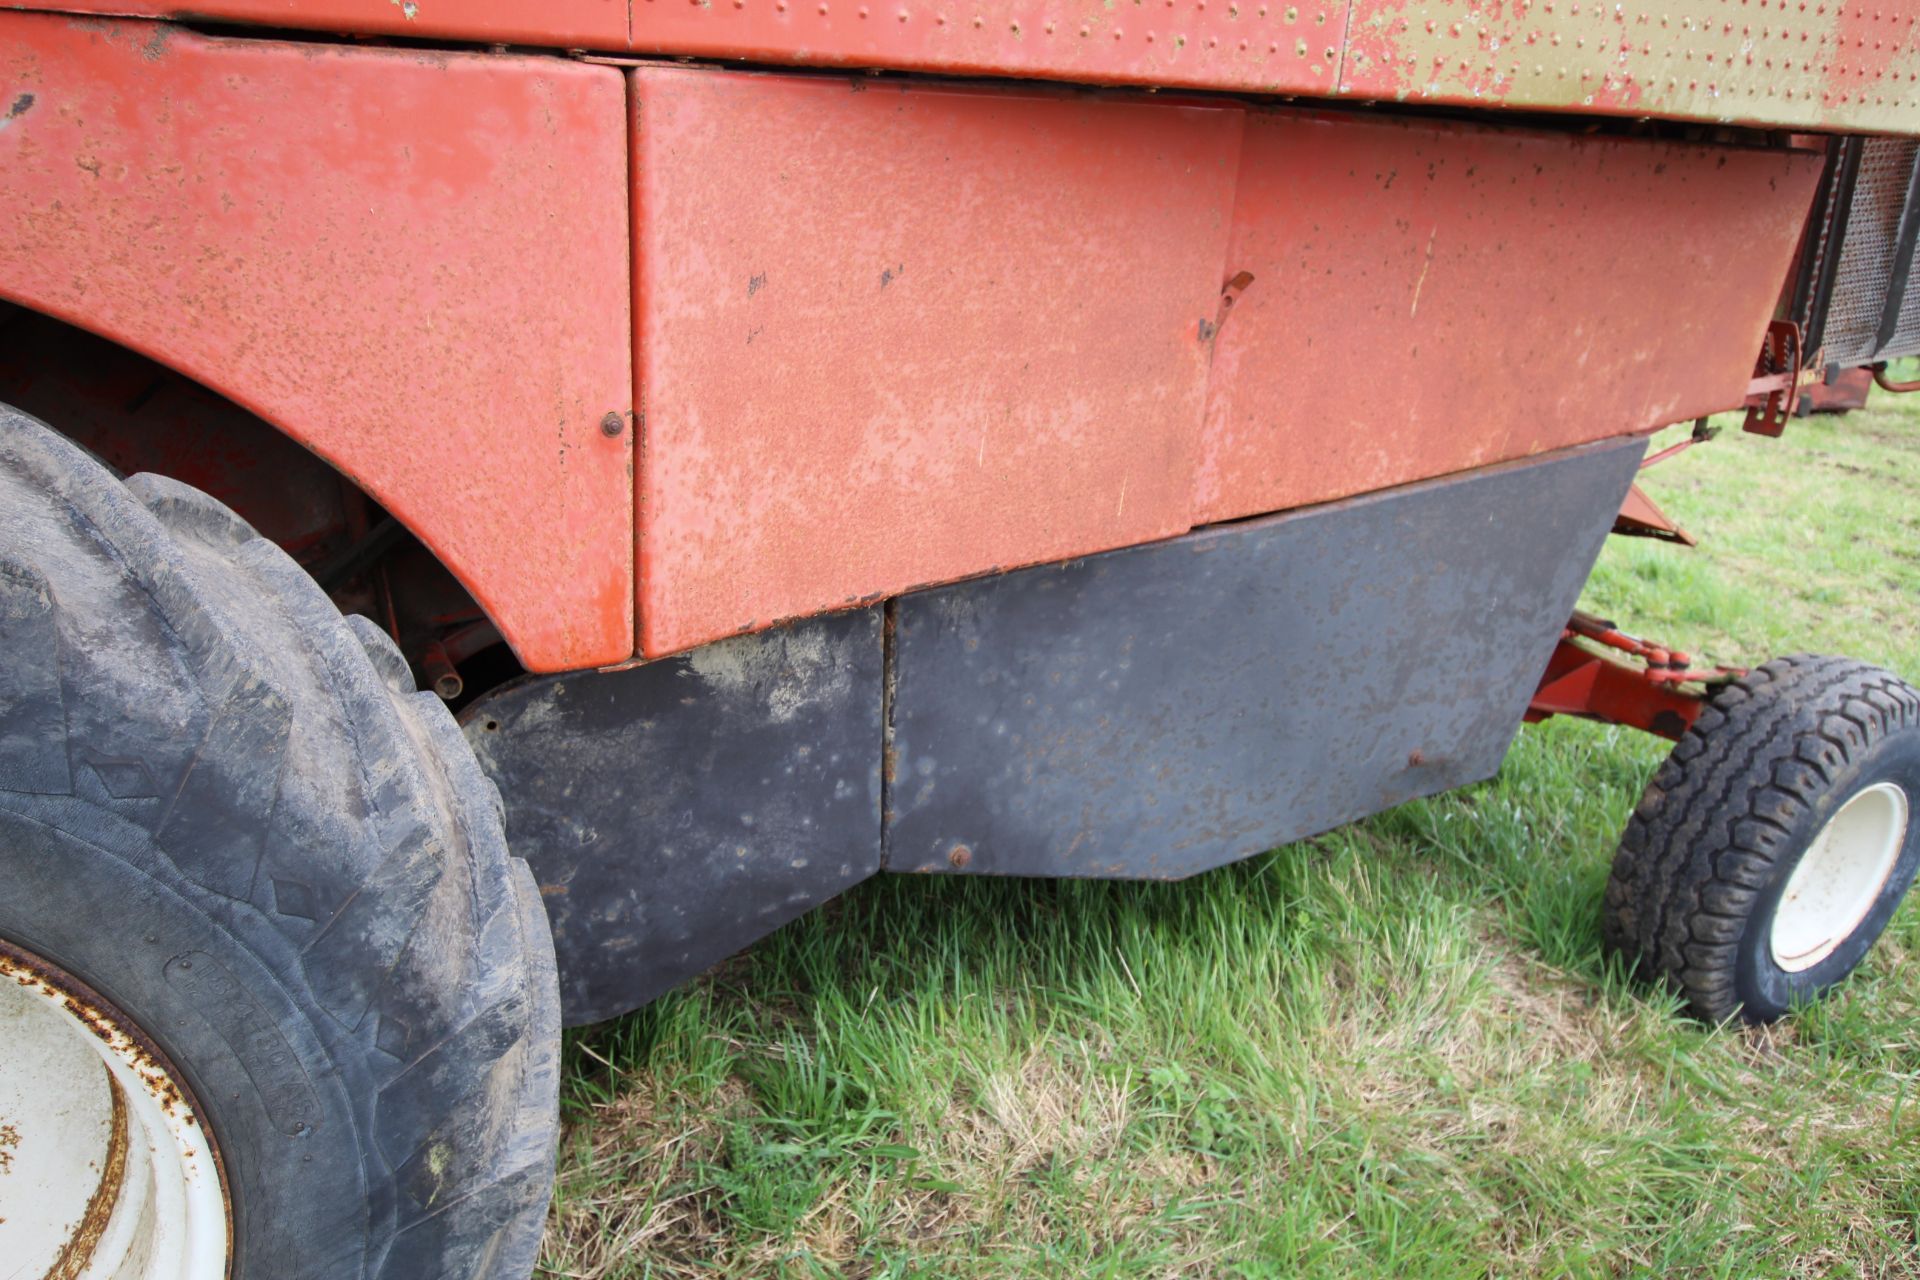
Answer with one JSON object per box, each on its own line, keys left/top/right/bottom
{"left": 0, "top": 15, "right": 633, "bottom": 673}
{"left": 0, "top": 17, "right": 1841, "bottom": 672}
{"left": 629, "top": 75, "right": 1817, "bottom": 658}
{"left": 1827, "top": 3, "right": 1920, "bottom": 112}
{"left": 29, "top": 1, "right": 1920, "bottom": 135}
{"left": 1337, "top": 0, "right": 1920, "bottom": 132}
{"left": 1194, "top": 111, "right": 1824, "bottom": 524}
{"left": 42, "top": 0, "right": 627, "bottom": 48}
{"left": 1340, "top": 0, "right": 1648, "bottom": 114}
{"left": 630, "top": 68, "right": 1242, "bottom": 656}
{"left": 625, "top": 0, "right": 1346, "bottom": 93}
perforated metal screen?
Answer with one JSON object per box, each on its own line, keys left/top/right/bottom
{"left": 1820, "top": 139, "right": 1920, "bottom": 369}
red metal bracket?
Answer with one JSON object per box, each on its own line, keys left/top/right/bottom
{"left": 1611, "top": 483, "right": 1698, "bottom": 547}
{"left": 1742, "top": 319, "right": 1804, "bottom": 437}
{"left": 1526, "top": 611, "right": 1743, "bottom": 742}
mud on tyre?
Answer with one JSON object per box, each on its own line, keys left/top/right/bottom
{"left": 0, "top": 404, "right": 560, "bottom": 1279}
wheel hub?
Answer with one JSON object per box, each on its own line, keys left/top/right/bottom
{"left": 0, "top": 937, "right": 230, "bottom": 1279}
{"left": 1770, "top": 781, "right": 1912, "bottom": 975}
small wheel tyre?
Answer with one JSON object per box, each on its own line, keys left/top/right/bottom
{"left": 0, "top": 404, "right": 561, "bottom": 1278}
{"left": 1603, "top": 654, "right": 1920, "bottom": 1023}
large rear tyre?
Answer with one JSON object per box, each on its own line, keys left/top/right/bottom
{"left": 0, "top": 405, "right": 560, "bottom": 1278}
{"left": 1603, "top": 655, "right": 1920, "bottom": 1023}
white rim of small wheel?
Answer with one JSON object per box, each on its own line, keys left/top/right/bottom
{"left": 0, "top": 937, "right": 231, "bottom": 1280}
{"left": 1770, "top": 781, "right": 1912, "bottom": 974}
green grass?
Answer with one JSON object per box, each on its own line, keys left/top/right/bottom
{"left": 541, "top": 384, "right": 1920, "bottom": 1279}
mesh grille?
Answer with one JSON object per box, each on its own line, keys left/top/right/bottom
{"left": 1823, "top": 138, "right": 1919, "bottom": 367}
{"left": 1893, "top": 231, "right": 1920, "bottom": 358}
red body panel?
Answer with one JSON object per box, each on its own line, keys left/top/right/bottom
{"left": 629, "top": 72, "right": 1816, "bottom": 656}
{"left": 624, "top": 0, "right": 1345, "bottom": 94}
{"left": 0, "top": 17, "right": 1830, "bottom": 670}
{"left": 32, "top": 0, "right": 1352, "bottom": 98}
{"left": 0, "top": 16, "right": 634, "bottom": 673}
{"left": 630, "top": 70, "right": 1242, "bottom": 656}
{"left": 32, "top": 2, "right": 1920, "bottom": 135}
{"left": 41, "top": 0, "right": 628, "bottom": 47}
{"left": 1195, "top": 113, "right": 1825, "bottom": 523}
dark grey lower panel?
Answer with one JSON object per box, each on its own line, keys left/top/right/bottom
{"left": 465, "top": 440, "right": 1639, "bottom": 1020}
{"left": 884, "top": 438, "right": 1645, "bottom": 879}
{"left": 462, "top": 609, "right": 883, "bottom": 1025}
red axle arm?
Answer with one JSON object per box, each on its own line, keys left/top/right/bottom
{"left": 1525, "top": 612, "right": 1742, "bottom": 742}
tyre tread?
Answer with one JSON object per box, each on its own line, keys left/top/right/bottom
{"left": 1604, "top": 652, "right": 1920, "bottom": 1022}
{"left": 0, "top": 407, "right": 557, "bottom": 1279}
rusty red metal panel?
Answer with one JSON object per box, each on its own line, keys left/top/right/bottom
{"left": 626, "top": 0, "right": 1344, "bottom": 94}
{"left": 23, "top": 1, "right": 1920, "bottom": 135}
{"left": 37, "top": 0, "right": 1348, "bottom": 96}
{"left": 0, "top": 15, "right": 633, "bottom": 673}
{"left": 630, "top": 68, "right": 1242, "bottom": 657}
{"left": 1194, "top": 111, "right": 1824, "bottom": 525}
{"left": 630, "top": 0, "right": 1920, "bottom": 132}
{"left": 36, "top": 0, "right": 627, "bottom": 48}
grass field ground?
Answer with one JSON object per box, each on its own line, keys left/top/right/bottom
{"left": 540, "top": 386, "right": 1920, "bottom": 1279}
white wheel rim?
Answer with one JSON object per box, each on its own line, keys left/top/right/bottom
{"left": 1770, "top": 781, "right": 1912, "bottom": 974}
{"left": 0, "top": 941, "right": 231, "bottom": 1279}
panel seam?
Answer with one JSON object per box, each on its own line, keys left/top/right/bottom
{"left": 879, "top": 598, "right": 898, "bottom": 869}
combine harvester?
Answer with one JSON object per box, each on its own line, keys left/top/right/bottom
{"left": 3, "top": 2, "right": 1918, "bottom": 1274}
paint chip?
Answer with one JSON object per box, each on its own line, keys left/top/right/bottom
{"left": 0, "top": 92, "right": 32, "bottom": 131}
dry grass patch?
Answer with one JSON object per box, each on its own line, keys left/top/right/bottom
{"left": 543, "top": 1073, "right": 759, "bottom": 1277}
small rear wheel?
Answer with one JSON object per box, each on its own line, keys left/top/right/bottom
{"left": 1603, "top": 655, "right": 1920, "bottom": 1022}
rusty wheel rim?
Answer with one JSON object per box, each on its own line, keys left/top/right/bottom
{"left": 0, "top": 937, "right": 231, "bottom": 1279}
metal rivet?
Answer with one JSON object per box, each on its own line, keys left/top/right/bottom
{"left": 601, "top": 412, "right": 625, "bottom": 438}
